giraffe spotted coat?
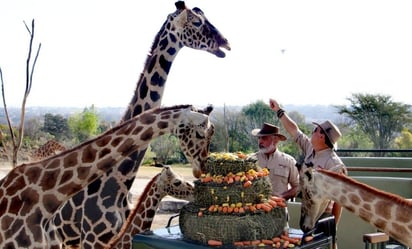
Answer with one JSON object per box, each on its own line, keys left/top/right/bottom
{"left": 0, "top": 105, "right": 213, "bottom": 249}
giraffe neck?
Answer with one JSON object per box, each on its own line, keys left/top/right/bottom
{"left": 104, "top": 166, "right": 194, "bottom": 249}
{"left": 52, "top": 2, "right": 228, "bottom": 247}
{"left": 0, "top": 105, "right": 200, "bottom": 247}
{"left": 121, "top": 21, "right": 181, "bottom": 122}
{"left": 316, "top": 169, "right": 412, "bottom": 247}
{"left": 105, "top": 175, "right": 163, "bottom": 249}
{"left": 128, "top": 175, "right": 165, "bottom": 234}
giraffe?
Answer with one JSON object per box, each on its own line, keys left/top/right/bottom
{"left": 299, "top": 167, "right": 412, "bottom": 247}
{"left": 0, "top": 104, "right": 214, "bottom": 249}
{"left": 31, "top": 140, "right": 67, "bottom": 161}
{"left": 50, "top": 1, "right": 229, "bottom": 248}
{"left": 104, "top": 165, "right": 194, "bottom": 249}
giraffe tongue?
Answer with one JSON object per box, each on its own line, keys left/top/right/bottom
{"left": 214, "top": 49, "right": 226, "bottom": 58}
{"left": 214, "top": 44, "right": 231, "bottom": 58}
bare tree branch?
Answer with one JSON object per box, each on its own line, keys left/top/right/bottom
{"left": 1, "top": 19, "right": 41, "bottom": 166}
{"left": 0, "top": 67, "right": 16, "bottom": 159}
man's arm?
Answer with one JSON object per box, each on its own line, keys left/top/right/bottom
{"left": 332, "top": 202, "right": 343, "bottom": 224}
{"left": 280, "top": 185, "right": 298, "bottom": 201}
{"left": 269, "top": 98, "right": 299, "bottom": 138}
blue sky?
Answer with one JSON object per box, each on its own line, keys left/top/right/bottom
{"left": 1, "top": 0, "right": 412, "bottom": 108}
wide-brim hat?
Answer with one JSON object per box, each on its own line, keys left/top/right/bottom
{"left": 251, "top": 123, "right": 287, "bottom": 141}
{"left": 312, "top": 120, "right": 341, "bottom": 148}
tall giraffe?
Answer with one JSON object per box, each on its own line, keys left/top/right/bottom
{"left": 31, "top": 140, "right": 67, "bottom": 161}
{"left": 0, "top": 105, "right": 214, "bottom": 249}
{"left": 104, "top": 165, "right": 194, "bottom": 249}
{"left": 50, "top": 1, "right": 229, "bottom": 248}
{"left": 299, "top": 167, "right": 412, "bottom": 247}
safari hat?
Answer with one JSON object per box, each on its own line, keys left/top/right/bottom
{"left": 251, "top": 123, "right": 287, "bottom": 141}
{"left": 312, "top": 120, "right": 341, "bottom": 148}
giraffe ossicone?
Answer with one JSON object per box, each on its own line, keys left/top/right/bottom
{"left": 104, "top": 165, "right": 194, "bottom": 249}
{"left": 51, "top": 1, "right": 229, "bottom": 248}
{"left": 299, "top": 167, "right": 412, "bottom": 247}
{"left": 0, "top": 104, "right": 213, "bottom": 249}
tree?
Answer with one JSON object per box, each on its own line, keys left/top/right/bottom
{"left": 43, "top": 113, "right": 70, "bottom": 141}
{"left": 68, "top": 105, "right": 100, "bottom": 143}
{"left": 394, "top": 128, "right": 412, "bottom": 157}
{"left": 239, "top": 100, "right": 280, "bottom": 153}
{"left": 0, "top": 20, "right": 41, "bottom": 166}
{"left": 150, "top": 135, "right": 181, "bottom": 164}
{"left": 336, "top": 93, "right": 412, "bottom": 156}
{"left": 24, "top": 117, "right": 52, "bottom": 146}
{"left": 242, "top": 100, "right": 278, "bottom": 131}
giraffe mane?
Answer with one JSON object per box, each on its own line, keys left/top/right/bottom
{"left": 121, "top": 15, "right": 181, "bottom": 122}
{"left": 134, "top": 172, "right": 161, "bottom": 214}
{"left": 26, "top": 105, "right": 193, "bottom": 165}
{"left": 317, "top": 169, "right": 412, "bottom": 206}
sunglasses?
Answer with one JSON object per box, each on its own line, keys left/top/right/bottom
{"left": 312, "top": 127, "right": 324, "bottom": 134}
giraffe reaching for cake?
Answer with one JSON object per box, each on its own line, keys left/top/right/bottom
{"left": 0, "top": 105, "right": 214, "bottom": 249}
{"left": 50, "top": 2, "right": 229, "bottom": 248}
{"left": 104, "top": 165, "right": 194, "bottom": 249}
{"left": 299, "top": 166, "right": 412, "bottom": 247}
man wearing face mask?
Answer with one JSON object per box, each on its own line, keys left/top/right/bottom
{"left": 251, "top": 123, "right": 299, "bottom": 201}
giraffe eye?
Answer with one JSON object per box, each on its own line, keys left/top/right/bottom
{"left": 195, "top": 131, "right": 205, "bottom": 139}
{"left": 192, "top": 20, "right": 202, "bottom": 27}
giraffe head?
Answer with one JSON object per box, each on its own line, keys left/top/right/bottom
{"left": 157, "top": 165, "right": 194, "bottom": 201}
{"left": 176, "top": 105, "right": 215, "bottom": 178}
{"left": 298, "top": 165, "right": 345, "bottom": 232}
{"left": 167, "top": 1, "right": 230, "bottom": 58}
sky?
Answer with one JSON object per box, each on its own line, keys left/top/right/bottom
{"left": 1, "top": 0, "right": 412, "bottom": 109}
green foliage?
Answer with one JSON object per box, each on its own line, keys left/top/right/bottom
{"left": 336, "top": 93, "right": 412, "bottom": 155}
{"left": 142, "top": 146, "right": 156, "bottom": 165}
{"left": 242, "top": 100, "right": 279, "bottom": 130}
{"left": 5, "top": 94, "right": 412, "bottom": 162}
{"left": 394, "top": 128, "right": 412, "bottom": 157}
{"left": 42, "top": 113, "right": 70, "bottom": 140}
{"left": 0, "top": 124, "right": 10, "bottom": 147}
{"left": 396, "top": 128, "right": 412, "bottom": 148}
{"left": 68, "top": 105, "right": 100, "bottom": 143}
{"left": 150, "top": 134, "right": 183, "bottom": 164}
{"left": 337, "top": 123, "right": 374, "bottom": 157}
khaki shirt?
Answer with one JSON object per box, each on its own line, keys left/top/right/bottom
{"left": 294, "top": 130, "right": 346, "bottom": 212}
{"left": 255, "top": 150, "right": 299, "bottom": 197}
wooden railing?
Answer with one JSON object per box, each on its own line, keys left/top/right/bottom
{"left": 347, "top": 167, "right": 412, "bottom": 173}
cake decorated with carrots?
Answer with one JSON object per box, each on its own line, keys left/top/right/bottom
{"left": 179, "top": 152, "right": 287, "bottom": 246}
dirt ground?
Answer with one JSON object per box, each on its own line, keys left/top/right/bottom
{"left": 129, "top": 165, "right": 195, "bottom": 230}
{"left": 0, "top": 163, "right": 195, "bottom": 230}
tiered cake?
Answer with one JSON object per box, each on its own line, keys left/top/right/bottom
{"left": 179, "top": 152, "right": 287, "bottom": 246}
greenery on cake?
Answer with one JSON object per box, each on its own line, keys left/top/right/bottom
{"left": 203, "top": 152, "right": 258, "bottom": 176}
{"left": 179, "top": 152, "right": 288, "bottom": 246}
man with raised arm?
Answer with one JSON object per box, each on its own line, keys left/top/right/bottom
{"left": 268, "top": 98, "right": 347, "bottom": 225}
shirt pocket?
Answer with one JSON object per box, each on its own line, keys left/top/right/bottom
{"left": 271, "top": 164, "right": 290, "bottom": 178}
